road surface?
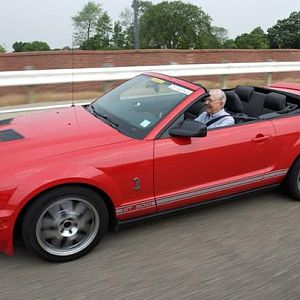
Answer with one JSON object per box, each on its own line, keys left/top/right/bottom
{"left": 1, "top": 191, "right": 300, "bottom": 300}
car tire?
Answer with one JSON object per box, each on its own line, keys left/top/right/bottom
{"left": 22, "top": 186, "right": 109, "bottom": 262}
{"left": 285, "top": 158, "right": 300, "bottom": 200}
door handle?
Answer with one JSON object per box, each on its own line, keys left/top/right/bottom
{"left": 252, "top": 134, "right": 271, "bottom": 143}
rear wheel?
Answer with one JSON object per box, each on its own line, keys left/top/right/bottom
{"left": 22, "top": 186, "right": 108, "bottom": 262}
{"left": 285, "top": 158, "right": 300, "bottom": 200}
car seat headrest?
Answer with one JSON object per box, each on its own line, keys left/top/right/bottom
{"left": 265, "top": 92, "right": 287, "bottom": 111}
{"left": 235, "top": 86, "right": 254, "bottom": 102}
{"left": 224, "top": 91, "right": 244, "bottom": 113}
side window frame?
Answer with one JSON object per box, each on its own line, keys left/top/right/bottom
{"left": 156, "top": 95, "right": 207, "bottom": 139}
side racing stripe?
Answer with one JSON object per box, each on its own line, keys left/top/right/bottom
{"left": 115, "top": 169, "right": 288, "bottom": 215}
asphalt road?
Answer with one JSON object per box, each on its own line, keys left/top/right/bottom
{"left": 2, "top": 191, "right": 300, "bottom": 300}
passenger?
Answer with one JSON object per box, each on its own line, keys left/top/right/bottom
{"left": 195, "top": 89, "right": 234, "bottom": 128}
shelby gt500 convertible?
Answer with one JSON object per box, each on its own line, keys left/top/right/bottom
{"left": 1, "top": 72, "right": 300, "bottom": 262}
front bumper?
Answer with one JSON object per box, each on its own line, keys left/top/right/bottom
{"left": 0, "top": 210, "right": 14, "bottom": 255}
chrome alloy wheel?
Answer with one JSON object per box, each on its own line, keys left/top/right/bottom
{"left": 36, "top": 197, "right": 100, "bottom": 256}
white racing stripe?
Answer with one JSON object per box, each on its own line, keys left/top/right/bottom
{"left": 156, "top": 169, "right": 288, "bottom": 206}
{"left": 264, "top": 169, "right": 288, "bottom": 179}
{"left": 116, "top": 169, "right": 288, "bottom": 215}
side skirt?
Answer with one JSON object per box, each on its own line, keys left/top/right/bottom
{"left": 115, "top": 184, "right": 280, "bottom": 229}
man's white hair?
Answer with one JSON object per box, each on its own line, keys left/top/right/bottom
{"left": 209, "top": 89, "right": 227, "bottom": 106}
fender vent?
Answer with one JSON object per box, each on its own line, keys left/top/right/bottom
{"left": 0, "top": 118, "right": 13, "bottom": 126}
{"left": 0, "top": 129, "right": 24, "bottom": 142}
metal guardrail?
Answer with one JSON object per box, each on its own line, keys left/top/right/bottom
{"left": 1, "top": 61, "right": 300, "bottom": 114}
{"left": 0, "top": 61, "right": 300, "bottom": 87}
{"left": 0, "top": 101, "right": 91, "bottom": 115}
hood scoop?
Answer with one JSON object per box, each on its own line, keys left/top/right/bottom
{"left": 0, "top": 118, "right": 13, "bottom": 126}
{"left": 0, "top": 129, "right": 24, "bottom": 142}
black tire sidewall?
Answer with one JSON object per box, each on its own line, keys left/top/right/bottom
{"left": 285, "top": 158, "right": 300, "bottom": 200}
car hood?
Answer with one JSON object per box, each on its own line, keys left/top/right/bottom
{"left": 0, "top": 106, "right": 131, "bottom": 168}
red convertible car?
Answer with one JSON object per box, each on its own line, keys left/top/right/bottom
{"left": 1, "top": 72, "right": 300, "bottom": 262}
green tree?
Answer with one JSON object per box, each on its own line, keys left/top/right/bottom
{"left": 267, "top": 11, "right": 300, "bottom": 48}
{"left": 81, "top": 12, "right": 113, "bottom": 50}
{"left": 112, "top": 21, "right": 126, "bottom": 49}
{"left": 28, "top": 41, "right": 50, "bottom": 51}
{"left": 13, "top": 41, "right": 50, "bottom": 52}
{"left": 212, "top": 27, "right": 228, "bottom": 45}
{"left": 120, "top": 7, "right": 134, "bottom": 48}
{"left": 80, "top": 36, "right": 100, "bottom": 50}
{"left": 13, "top": 41, "right": 26, "bottom": 52}
{"left": 72, "top": 1, "right": 101, "bottom": 47}
{"left": 0, "top": 44, "right": 6, "bottom": 53}
{"left": 235, "top": 27, "right": 269, "bottom": 49}
{"left": 139, "top": 1, "right": 212, "bottom": 49}
{"left": 223, "top": 39, "right": 237, "bottom": 49}
{"left": 95, "top": 12, "right": 113, "bottom": 48}
{"left": 118, "top": 1, "right": 154, "bottom": 48}
{"left": 206, "top": 26, "right": 229, "bottom": 48}
{"left": 138, "top": 0, "right": 153, "bottom": 14}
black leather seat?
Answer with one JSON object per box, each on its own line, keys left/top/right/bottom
{"left": 235, "top": 86, "right": 254, "bottom": 102}
{"left": 235, "top": 86, "right": 265, "bottom": 117}
{"left": 225, "top": 91, "right": 244, "bottom": 114}
{"left": 224, "top": 91, "right": 246, "bottom": 123}
{"left": 262, "top": 92, "right": 287, "bottom": 114}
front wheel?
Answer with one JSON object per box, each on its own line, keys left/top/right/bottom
{"left": 22, "top": 186, "right": 108, "bottom": 262}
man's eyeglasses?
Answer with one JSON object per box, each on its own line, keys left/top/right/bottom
{"left": 204, "top": 97, "right": 219, "bottom": 103}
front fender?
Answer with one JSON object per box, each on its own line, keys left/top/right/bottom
{"left": 2, "top": 162, "right": 120, "bottom": 256}
{"left": 10, "top": 162, "right": 121, "bottom": 214}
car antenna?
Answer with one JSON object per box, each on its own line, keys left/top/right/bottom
{"left": 71, "top": 37, "right": 75, "bottom": 107}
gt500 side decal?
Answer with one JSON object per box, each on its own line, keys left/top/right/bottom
{"left": 115, "top": 169, "right": 288, "bottom": 216}
{"left": 116, "top": 200, "right": 156, "bottom": 215}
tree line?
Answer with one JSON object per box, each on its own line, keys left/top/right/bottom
{"left": 1, "top": 1, "right": 300, "bottom": 53}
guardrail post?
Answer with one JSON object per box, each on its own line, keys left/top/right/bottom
{"left": 220, "top": 60, "right": 228, "bottom": 89}
{"left": 265, "top": 59, "right": 274, "bottom": 85}
{"left": 101, "top": 63, "right": 113, "bottom": 92}
{"left": 265, "top": 72, "right": 272, "bottom": 85}
{"left": 24, "top": 65, "right": 36, "bottom": 103}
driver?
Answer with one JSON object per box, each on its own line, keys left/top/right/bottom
{"left": 195, "top": 89, "right": 234, "bottom": 128}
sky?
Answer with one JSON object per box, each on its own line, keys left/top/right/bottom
{"left": 0, "top": 0, "right": 299, "bottom": 51}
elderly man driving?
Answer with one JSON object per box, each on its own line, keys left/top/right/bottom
{"left": 195, "top": 89, "right": 234, "bottom": 129}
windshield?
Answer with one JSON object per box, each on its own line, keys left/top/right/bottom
{"left": 89, "top": 75, "right": 192, "bottom": 139}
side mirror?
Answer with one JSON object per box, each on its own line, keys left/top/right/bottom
{"left": 169, "top": 119, "right": 207, "bottom": 137}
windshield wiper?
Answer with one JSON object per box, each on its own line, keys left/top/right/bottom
{"left": 88, "top": 104, "right": 98, "bottom": 116}
{"left": 88, "top": 104, "right": 119, "bottom": 128}
{"left": 98, "top": 113, "right": 120, "bottom": 128}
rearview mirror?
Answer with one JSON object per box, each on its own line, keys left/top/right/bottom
{"left": 169, "top": 119, "right": 207, "bottom": 137}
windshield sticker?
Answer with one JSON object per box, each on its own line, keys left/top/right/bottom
{"left": 151, "top": 78, "right": 165, "bottom": 84}
{"left": 140, "top": 120, "right": 151, "bottom": 128}
{"left": 168, "top": 84, "right": 192, "bottom": 95}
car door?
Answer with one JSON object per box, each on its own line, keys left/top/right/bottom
{"left": 154, "top": 120, "right": 281, "bottom": 212}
